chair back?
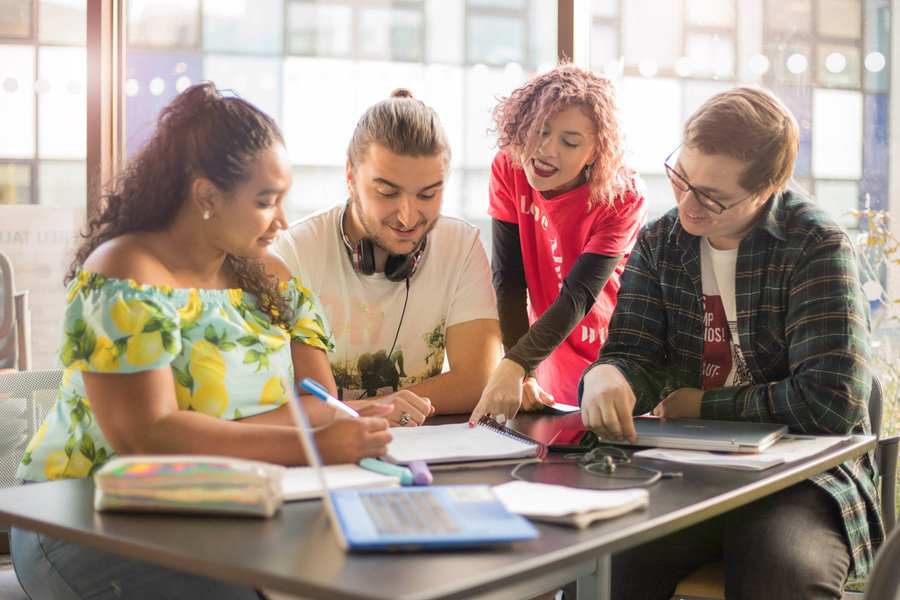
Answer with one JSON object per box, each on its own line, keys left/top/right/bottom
{"left": 864, "top": 519, "right": 900, "bottom": 599}
{"left": 869, "top": 374, "right": 898, "bottom": 534}
{"left": 0, "top": 251, "right": 17, "bottom": 371}
{"left": 0, "top": 369, "right": 63, "bottom": 533}
{"left": 870, "top": 374, "right": 883, "bottom": 439}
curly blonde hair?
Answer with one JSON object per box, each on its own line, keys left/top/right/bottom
{"left": 491, "top": 63, "right": 632, "bottom": 208}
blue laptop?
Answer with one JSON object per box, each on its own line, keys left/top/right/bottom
{"left": 284, "top": 377, "right": 539, "bottom": 551}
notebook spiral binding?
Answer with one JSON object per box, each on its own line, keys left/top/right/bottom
{"left": 477, "top": 415, "right": 548, "bottom": 459}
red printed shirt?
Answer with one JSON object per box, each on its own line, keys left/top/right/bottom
{"left": 488, "top": 151, "right": 646, "bottom": 404}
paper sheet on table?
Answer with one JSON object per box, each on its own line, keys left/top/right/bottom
{"left": 282, "top": 464, "right": 399, "bottom": 501}
{"left": 634, "top": 433, "right": 851, "bottom": 470}
{"left": 492, "top": 480, "right": 649, "bottom": 528}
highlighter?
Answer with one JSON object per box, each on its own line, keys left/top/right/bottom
{"left": 408, "top": 460, "right": 434, "bottom": 486}
{"left": 359, "top": 458, "right": 414, "bottom": 486}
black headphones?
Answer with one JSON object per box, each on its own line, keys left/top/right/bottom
{"left": 340, "top": 206, "right": 426, "bottom": 282}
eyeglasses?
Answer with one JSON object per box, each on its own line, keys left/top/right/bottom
{"left": 664, "top": 148, "right": 755, "bottom": 215}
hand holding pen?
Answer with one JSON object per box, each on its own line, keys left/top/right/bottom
{"left": 299, "top": 377, "right": 359, "bottom": 418}
{"left": 300, "top": 377, "right": 429, "bottom": 485}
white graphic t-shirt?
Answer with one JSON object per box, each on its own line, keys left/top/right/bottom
{"left": 700, "top": 238, "right": 752, "bottom": 389}
{"left": 273, "top": 205, "right": 498, "bottom": 400}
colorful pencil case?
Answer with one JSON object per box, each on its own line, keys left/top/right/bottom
{"left": 93, "top": 455, "right": 285, "bottom": 518}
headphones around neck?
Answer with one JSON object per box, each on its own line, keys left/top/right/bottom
{"left": 340, "top": 206, "right": 426, "bottom": 282}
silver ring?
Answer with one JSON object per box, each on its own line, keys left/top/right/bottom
{"left": 398, "top": 412, "right": 412, "bottom": 426}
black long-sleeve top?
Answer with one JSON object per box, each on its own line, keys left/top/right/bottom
{"left": 492, "top": 218, "right": 621, "bottom": 376}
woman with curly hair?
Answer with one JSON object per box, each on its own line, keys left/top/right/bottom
{"left": 470, "top": 64, "right": 646, "bottom": 423}
{"left": 12, "top": 83, "right": 392, "bottom": 599}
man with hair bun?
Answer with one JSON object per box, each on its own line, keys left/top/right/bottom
{"left": 275, "top": 90, "right": 501, "bottom": 425}
{"left": 580, "top": 86, "right": 883, "bottom": 599}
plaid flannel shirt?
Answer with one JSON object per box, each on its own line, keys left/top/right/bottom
{"left": 581, "top": 190, "right": 884, "bottom": 577}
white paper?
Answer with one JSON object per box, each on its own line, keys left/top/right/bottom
{"left": 492, "top": 480, "right": 649, "bottom": 518}
{"left": 634, "top": 433, "right": 851, "bottom": 470}
{"left": 282, "top": 464, "right": 399, "bottom": 501}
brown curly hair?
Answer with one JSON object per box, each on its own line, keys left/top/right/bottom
{"left": 491, "top": 63, "right": 632, "bottom": 208}
{"left": 69, "top": 83, "right": 294, "bottom": 329}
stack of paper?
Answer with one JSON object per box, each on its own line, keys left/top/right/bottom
{"left": 633, "top": 433, "right": 851, "bottom": 471}
{"left": 492, "top": 481, "right": 649, "bottom": 529}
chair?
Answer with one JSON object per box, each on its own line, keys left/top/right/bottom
{"left": 0, "top": 251, "right": 31, "bottom": 371}
{"left": 673, "top": 375, "right": 899, "bottom": 600}
{"left": 864, "top": 517, "right": 900, "bottom": 600}
{"left": 0, "top": 369, "right": 63, "bottom": 520}
{"left": 0, "top": 369, "right": 62, "bottom": 600}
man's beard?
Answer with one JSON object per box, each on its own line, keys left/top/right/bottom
{"left": 349, "top": 192, "right": 436, "bottom": 256}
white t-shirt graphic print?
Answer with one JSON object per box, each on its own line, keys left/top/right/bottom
{"left": 700, "top": 238, "right": 752, "bottom": 390}
{"left": 273, "top": 206, "right": 498, "bottom": 400}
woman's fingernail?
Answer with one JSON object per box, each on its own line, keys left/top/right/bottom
{"left": 430, "top": 406, "right": 435, "bottom": 415}
{"left": 468, "top": 420, "right": 475, "bottom": 427}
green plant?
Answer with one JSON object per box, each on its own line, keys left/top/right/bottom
{"left": 847, "top": 205, "right": 900, "bottom": 592}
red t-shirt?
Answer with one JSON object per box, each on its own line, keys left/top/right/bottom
{"left": 487, "top": 151, "right": 646, "bottom": 404}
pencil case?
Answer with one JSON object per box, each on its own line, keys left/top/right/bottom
{"left": 93, "top": 455, "right": 285, "bottom": 518}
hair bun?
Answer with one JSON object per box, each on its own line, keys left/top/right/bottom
{"left": 390, "top": 88, "right": 415, "bottom": 99}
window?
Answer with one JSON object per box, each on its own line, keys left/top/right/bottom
{"left": 589, "top": 0, "right": 888, "bottom": 229}
{"left": 122, "top": 0, "right": 558, "bottom": 235}
{"left": 0, "top": 0, "right": 87, "bottom": 205}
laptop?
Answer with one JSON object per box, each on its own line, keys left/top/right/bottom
{"left": 547, "top": 416, "right": 787, "bottom": 454}
{"left": 282, "top": 376, "right": 539, "bottom": 551}
{"left": 619, "top": 416, "right": 788, "bottom": 453}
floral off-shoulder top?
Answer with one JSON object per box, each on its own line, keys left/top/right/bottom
{"left": 17, "top": 268, "right": 334, "bottom": 482}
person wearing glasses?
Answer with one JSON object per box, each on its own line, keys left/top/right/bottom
{"left": 468, "top": 64, "right": 646, "bottom": 424}
{"left": 579, "top": 86, "right": 882, "bottom": 600}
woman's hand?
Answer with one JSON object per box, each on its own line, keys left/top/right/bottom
{"left": 314, "top": 403, "right": 393, "bottom": 464}
{"left": 522, "top": 377, "right": 555, "bottom": 411}
{"left": 469, "top": 359, "right": 551, "bottom": 426}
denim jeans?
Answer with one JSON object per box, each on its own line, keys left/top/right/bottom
{"left": 11, "top": 527, "right": 266, "bottom": 600}
{"left": 610, "top": 480, "right": 852, "bottom": 600}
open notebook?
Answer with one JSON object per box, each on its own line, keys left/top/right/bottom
{"left": 283, "top": 378, "right": 538, "bottom": 551}
{"left": 384, "top": 417, "right": 546, "bottom": 465}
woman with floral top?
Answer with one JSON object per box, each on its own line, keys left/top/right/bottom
{"left": 12, "top": 83, "right": 393, "bottom": 600}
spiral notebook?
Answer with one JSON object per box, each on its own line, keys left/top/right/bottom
{"left": 384, "top": 416, "right": 547, "bottom": 465}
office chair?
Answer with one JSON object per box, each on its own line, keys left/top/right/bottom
{"left": 672, "top": 375, "right": 898, "bottom": 600}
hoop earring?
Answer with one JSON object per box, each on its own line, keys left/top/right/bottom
{"left": 202, "top": 210, "right": 211, "bottom": 221}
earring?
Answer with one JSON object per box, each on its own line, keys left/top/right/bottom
{"left": 202, "top": 210, "right": 210, "bottom": 221}
{"left": 584, "top": 164, "right": 593, "bottom": 181}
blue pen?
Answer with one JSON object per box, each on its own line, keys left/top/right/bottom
{"left": 299, "top": 377, "right": 360, "bottom": 418}
{"left": 360, "top": 458, "right": 414, "bottom": 486}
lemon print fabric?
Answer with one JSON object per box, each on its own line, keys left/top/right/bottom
{"left": 16, "top": 268, "right": 335, "bottom": 482}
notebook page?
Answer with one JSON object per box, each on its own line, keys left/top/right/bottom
{"left": 385, "top": 422, "right": 539, "bottom": 464}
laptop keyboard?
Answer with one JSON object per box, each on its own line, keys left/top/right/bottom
{"left": 360, "top": 490, "right": 461, "bottom": 535}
